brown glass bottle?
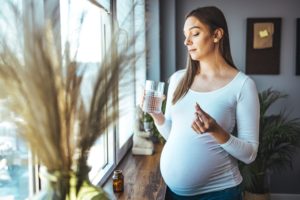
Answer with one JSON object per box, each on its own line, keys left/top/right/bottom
{"left": 112, "top": 170, "right": 124, "bottom": 193}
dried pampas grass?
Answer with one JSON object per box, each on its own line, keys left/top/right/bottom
{"left": 0, "top": 0, "right": 142, "bottom": 199}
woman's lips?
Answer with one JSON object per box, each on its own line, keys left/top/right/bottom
{"left": 189, "top": 49, "right": 196, "bottom": 52}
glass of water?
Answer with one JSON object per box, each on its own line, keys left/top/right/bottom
{"left": 142, "top": 80, "right": 164, "bottom": 113}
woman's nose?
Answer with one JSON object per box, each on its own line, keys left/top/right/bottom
{"left": 184, "top": 37, "right": 192, "bottom": 46}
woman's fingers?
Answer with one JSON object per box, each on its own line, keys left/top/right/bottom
{"left": 195, "top": 114, "right": 204, "bottom": 127}
{"left": 192, "top": 115, "right": 200, "bottom": 133}
{"left": 192, "top": 113, "right": 205, "bottom": 134}
{"left": 193, "top": 103, "right": 217, "bottom": 133}
{"left": 192, "top": 122, "right": 205, "bottom": 134}
{"left": 195, "top": 103, "right": 208, "bottom": 117}
{"left": 195, "top": 102, "right": 201, "bottom": 111}
{"left": 195, "top": 103, "right": 210, "bottom": 129}
{"left": 191, "top": 123, "right": 199, "bottom": 133}
{"left": 196, "top": 112, "right": 210, "bottom": 130}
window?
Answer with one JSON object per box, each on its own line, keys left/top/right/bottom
{"left": 0, "top": 2, "right": 31, "bottom": 200}
{"left": 116, "top": 0, "right": 135, "bottom": 163}
{"left": 116, "top": 0, "right": 146, "bottom": 163}
{"left": 59, "top": 0, "right": 146, "bottom": 185}
{"left": 0, "top": 0, "right": 146, "bottom": 198}
{"left": 0, "top": 121, "right": 30, "bottom": 200}
{"left": 59, "top": 0, "right": 114, "bottom": 185}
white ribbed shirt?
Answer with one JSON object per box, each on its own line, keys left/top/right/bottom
{"left": 156, "top": 70, "right": 260, "bottom": 196}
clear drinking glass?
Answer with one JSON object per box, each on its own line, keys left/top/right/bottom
{"left": 142, "top": 80, "right": 165, "bottom": 113}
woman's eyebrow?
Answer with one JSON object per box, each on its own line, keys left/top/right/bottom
{"left": 183, "top": 26, "right": 201, "bottom": 33}
{"left": 189, "top": 26, "right": 201, "bottom": 30}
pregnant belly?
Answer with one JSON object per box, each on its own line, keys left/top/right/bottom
{"left": 160, "top": 134, "right": 228, "bottom": 189}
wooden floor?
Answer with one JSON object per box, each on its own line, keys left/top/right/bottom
{"left": 103, "top": 144, "right": 166, "bottom": 200}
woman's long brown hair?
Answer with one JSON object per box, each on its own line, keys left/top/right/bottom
{"left": 172, "top": 6, "right": 236, "bottom": 104}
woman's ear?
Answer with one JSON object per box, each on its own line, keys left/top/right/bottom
{"left": 213, "top": 28, "right": 224, "bottom": 43}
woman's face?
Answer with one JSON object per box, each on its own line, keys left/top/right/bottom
{"left": 183, "top": 16, "right": 215, "bottom": 61}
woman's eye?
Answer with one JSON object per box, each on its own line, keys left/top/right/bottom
{"left": 193, "top": 33, "right": 199, "bottom": 37}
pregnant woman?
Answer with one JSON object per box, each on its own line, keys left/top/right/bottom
{"left": 147, "top": 6, "right": 260, "bottom": 200}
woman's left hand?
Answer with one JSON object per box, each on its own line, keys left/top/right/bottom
{"left": 191, "top": 103, "right": 217, "bottom": 134}
{"left": 192, "top": 103, "right": 230, "bottom": 144}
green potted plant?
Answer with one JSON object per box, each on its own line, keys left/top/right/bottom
{"left": 143, "top": 112, "right": 154, "bottom": 131}
{"left": 240, "top": 89, "right": 300, "bottom": 200}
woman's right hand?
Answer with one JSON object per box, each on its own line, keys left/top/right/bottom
{"left": 139, "top": 91, "right": 166, "bottom": 125}
{"left": 139, "top": 89, "right": 146, "bottom": 111}
{"left": 149, "top": 111, "right": 165, "bottom": 126}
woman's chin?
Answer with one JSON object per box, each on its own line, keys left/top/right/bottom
{"left": 190, "top": 55, "right": 200, "bottom": 61}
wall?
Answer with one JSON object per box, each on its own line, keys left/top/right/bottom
{"left": 159, "top": 0, "right": 176, "bottom": 82}
{"left": 145, "top": 0, "right": 160, "bottom": 81}
{"left": 159, "top": 0, "right": 300, "bottom": 194}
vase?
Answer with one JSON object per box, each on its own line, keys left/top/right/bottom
{"left": 31, "top": 170, "right": 69, "bottom": 200}
{"left": 32, "top": 171, "right": 108, "bottom": 200}
{"left": 244, "top": 191, "right": 270, "bottom": 200}
{"left": 68, "top": 177, "right": 108, "bottom": 200}
{"left": 143, "top": 121, "right": 154, "bottom": 132}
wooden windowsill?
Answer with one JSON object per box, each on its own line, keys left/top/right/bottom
{"left": 103, "top": 143, "right": 166, "bottom": 200}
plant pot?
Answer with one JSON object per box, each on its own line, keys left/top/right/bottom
{"left": 244, "top": 191, "right": 270, "bottom": 200}
{"left": 143, "top": 121, "right": 154, "bottom": 132}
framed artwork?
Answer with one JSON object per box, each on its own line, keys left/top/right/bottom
{"left": 296, "top": 18, "right": 300, "bottom": 75}
{"left": 246, "top": 18, "right": 282, "bottom": 74}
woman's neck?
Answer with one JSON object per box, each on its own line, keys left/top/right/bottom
{"left": 197, "top": 53, "right": 233, "bottom": 78}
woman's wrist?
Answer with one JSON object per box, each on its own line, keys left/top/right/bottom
{"left": 149, "top": 112, "right": 165, "bottom": 126}
{"left": 210, "top": 125, "right": 230, "bottom": 144}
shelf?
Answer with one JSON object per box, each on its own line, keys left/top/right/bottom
{"left": 103, "top": 143, "right": 166, "bottom": 200}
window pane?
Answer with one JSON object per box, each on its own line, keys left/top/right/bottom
{"left": 134, "top": 0, "right": 146, "bottom": 104}
{"left": 59, "top": 0, "right": 112, "bottom": 184}
{"left": 117, "top": 0, "right": 146, "bottom": 150}
{"left": 118, "top": 89, "right": 135, "bottom": 148}
{"left": 87, "top": 134, "right": 107, "bottom": 178}
{"left": 117, "top": 0, "right": 135, "bottom": 149}
{"left": 0, "top": 1, "right": 31, "bottom": 199}
{"left": 88, "top": 125, "right": 114, "bottom": 185}
{"left": 0, "top": 121, "right": 29, "bottom": 200}
{"left": 60, "top": 0, "right": 105, "bottom": 63}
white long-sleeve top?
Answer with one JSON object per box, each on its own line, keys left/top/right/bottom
{"left": 156, "top": 70, "right": 260, "bottom": 196}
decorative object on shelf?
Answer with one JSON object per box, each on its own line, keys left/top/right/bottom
{"left": 246, "top": 18, "right": 281, "bottom": 74}
{"left": 143, "top": 111, "right": 154, "bottom": 132}
{"left": 0, "top": 0, "right": 141, "bottom": 199}
{"left": 132, "top": 107, "right": 154, "bottom": 155}
{"left": 238, "top": 89, "right": 300, "bottom": 200}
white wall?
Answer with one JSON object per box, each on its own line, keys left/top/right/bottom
{"left": 159, "top": 0, "right": 300, "bottom": 194}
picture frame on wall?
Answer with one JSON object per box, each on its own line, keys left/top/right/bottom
{"left": 296, "top": 18, "right": 300, "bottom": 75}
{"left": 245, "top": 18, "right": 282, "bottom": 74}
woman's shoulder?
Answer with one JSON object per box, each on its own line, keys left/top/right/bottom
{"left": 169, "top": 69, "right": 186, "bottom": 83}
{"left": 235, "top": 71, "right": 257, "bottom": 86}
{"left": 233, "top": 71, "right": 258, "bottom": 97}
